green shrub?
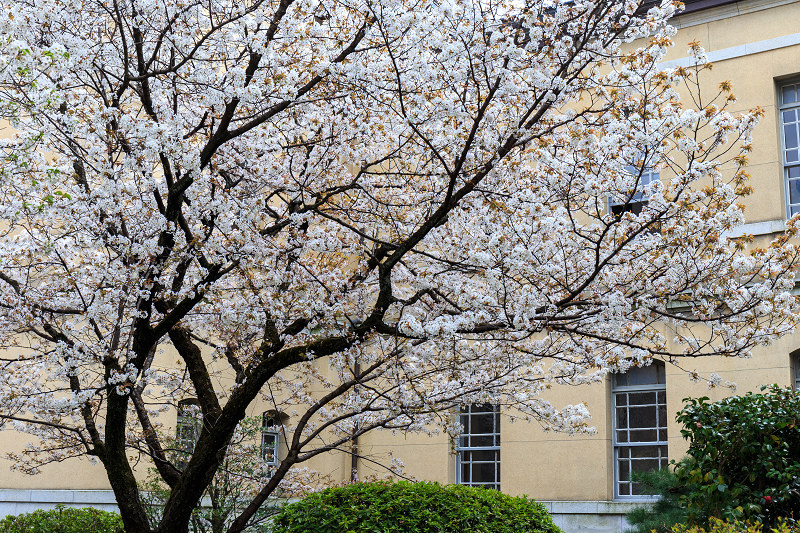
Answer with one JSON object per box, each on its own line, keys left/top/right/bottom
{"left": 625, "top": 467, "right": 689, "bottom": 533}
{"left": 0, "top": 506, "right": 124, "bottom": 533}
{"left": 674, "top": 386, "right": 800, "bottom": 527}
{"left": 669, "top": 517, "right": 800, "bottom": 533}
{"left": 271, "top": 481, "right": 561, "bottom": 533}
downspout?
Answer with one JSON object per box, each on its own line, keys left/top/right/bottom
{"left": 350, "top": 359, "right": 359, "bottom": 483}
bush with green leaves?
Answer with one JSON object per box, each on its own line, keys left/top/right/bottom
{"left": 669, "top": 517, "right": 800, "bottom": 533}
{"left": 625, "top": 467, "right": 689, "bottom": 533}
{"left": 271, "top": 481, "right": 561, "bottom": 533}
{"left": 0, "top": 506, "right": 124, "bottom": 533}
{"left": 674, "top": 386, "right": 800, "bottom": 527}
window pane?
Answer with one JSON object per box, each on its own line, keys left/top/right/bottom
{"left": 788, "top": 150, "right": 800, "bottom": 163}
{"left": 791, "top": 174, "right": 800, "bottom": 201}
{"left": 616, "top": 407, "right": 628, "bottom": 428}
{"left": 470, "top": 435, "right": 497, "bottom": 447}
{"left": 618, "top": 459, "right": 630, "bottom": 481}
{"left": 631, "top": 445, "right": 661, "bottom": 458}
{"left": 461, "top": 463, "right": 471, "bottom": 483}
{"left": 785, "top": 123, "right": 799, "bottom": 149}
{"left": 616, "top": 429, "right": 629, "bottom": 443}
{"left": 783, "top": 85, "right": 797, "bottom": 105}
{"left": 629, "top": 429, "right": 658, "bottom": 442}
{"left": 784, "top": 109, "right": 797, "bottom": 123}
{"left": 626, "top": 364, "right": 664, "bottom": 386}
{"left": 472, "top": 463, "right": 496, "bottom": 483}
{"left": 789, "top": 166, "right": 800, "bottom": 180}
{"left": 463, "top": 449, "right": 497, "bottom": 461}
{"left": 631, "top": 459, "right": 660, "bottom": 473}
{"left": 471, "top": 413, "right": 495, "bottom": 434}
{"left": 629, "top": 392, "right": 657, "bottom": 405}
{"left": 629, "top": 406, "right": 657, "bottom": 428}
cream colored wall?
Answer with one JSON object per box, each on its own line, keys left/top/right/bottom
{"left": 666, "top": 1, "right": 800, "bottom": 221}
{"left": 3, "top": 0, "right": 800, "bottom": 504}
{"left": 338, "top": 0, "right": 800, "bottom": 499}
{"left": 0, "top": 434, "right": 111, "bottom": 489}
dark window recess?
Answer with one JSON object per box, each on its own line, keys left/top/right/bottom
{"left": 456, "top": 404, "right": 500, "bottom": 490}
{"left": 612, "top": 362, "right": 668, "bottom": 498}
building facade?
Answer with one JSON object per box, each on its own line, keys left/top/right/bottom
{"left": 2, "top": 1, "right": 800, "bottom": 531}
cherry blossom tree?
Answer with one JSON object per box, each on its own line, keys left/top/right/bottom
{"left": 0, "top": 0, "right": 797, "bottom": 531}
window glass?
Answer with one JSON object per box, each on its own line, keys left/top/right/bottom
{"left": 794, "top": 354, "right": 800, "bottom": 391}
{"left": 176, "top": 399, "right": 201, "bottom": 470}
{"left": 781, "top": 81, "right": 800, "bottom": 217}
{"left": 456, "top": 404, "right": 500, "bottom": 490}
{"left": 609, "top": 159, "right": 660, "bottom": 216}
{"left": 612, "top": 362, "right": 667, "bottom": 498}
{"left": 262, "top": 411, "right": 282, "bottom": 466}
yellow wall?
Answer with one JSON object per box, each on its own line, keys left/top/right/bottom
{"left": 3, "top": 0, "right": 800, "bottom": 505}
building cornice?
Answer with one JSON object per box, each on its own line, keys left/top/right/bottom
{"left": 660, "top": 30, "right": 800, "bottom": 68}
{"left": 671, "top": 0, "right": 799, "bottom": 28}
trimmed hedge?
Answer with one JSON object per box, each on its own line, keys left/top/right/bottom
{"left": 271, "top": 481, "right": 562, "bottom": 533}
{"left": 0, "top": 506, "right": 124, "bottom": 533}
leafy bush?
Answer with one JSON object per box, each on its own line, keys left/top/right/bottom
{"left": 271, "top": 481, "right": 561, "bottom": 533}
{"left": 625, "top": 468, "right": 689, "bottom": 533}
{"left": 674, "top": 386, "right": 800, "bottom": 527}
{"left": 669, "top": 517, "right": 800, "bottom": 533}
{"left": 0, "top": 506, "right": 124, "bottom": 533}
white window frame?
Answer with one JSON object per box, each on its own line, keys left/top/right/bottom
{"left": 611, "top": 364, "right": 668, "bottom": 499}
{"left": 261, "top": 412, "right": 281, "bottom": 466}
{"left": 780, "top": 80, "right": 800, "bottom": 218}
{"left": 176, "top": 398, "right": 201, "bottom": 470}
{"left": 608, "top": 159, "right": 660, "bottom": 216}
{"left": 455, "top": 404, "right": 500, "bottom": 490}
{"left": 793, "top": 352, "right": 800, "bottom": 391}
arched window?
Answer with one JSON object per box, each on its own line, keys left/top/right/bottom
{"left": 176, "top": 398, "right": 201, "bottom": 470}
{"left": 262, "top": 410, "right": 287, "bottom": 466}
{"left": 791, "top": 349, "right": 800, "bottom": 391}
{"left": 612, "top": 362, "right": 667, "bottom": 498}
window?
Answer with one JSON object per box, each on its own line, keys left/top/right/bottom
{"left": 456, "top": 403, "right": 500, "bottom": 490}
{"left": 781, "top": 80, "right": 800, "bottom": 217}
{"left": 793, "top": 351, "right": 800, "bottom": 391}
{"left": 609, "top": 161, "right": 660, "bottom": 216}
{"left": 176, "top": 398, "right": 201, "bottom": 469}
{"left": 261, "top": 411, "right": 283, "bottom": 466}
{"left": 612, "top": 362, "right": 668, "bottom": 498}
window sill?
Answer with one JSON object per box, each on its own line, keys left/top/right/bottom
{"left": 538, "top": 500, "right": 650, "bottom": 514}
{"left": 723, "top": 219, "right": 787, "bottom": 238}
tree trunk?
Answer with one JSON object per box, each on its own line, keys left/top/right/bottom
{"left": 104, "top": 392, "right": 153, "bottom": 533}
